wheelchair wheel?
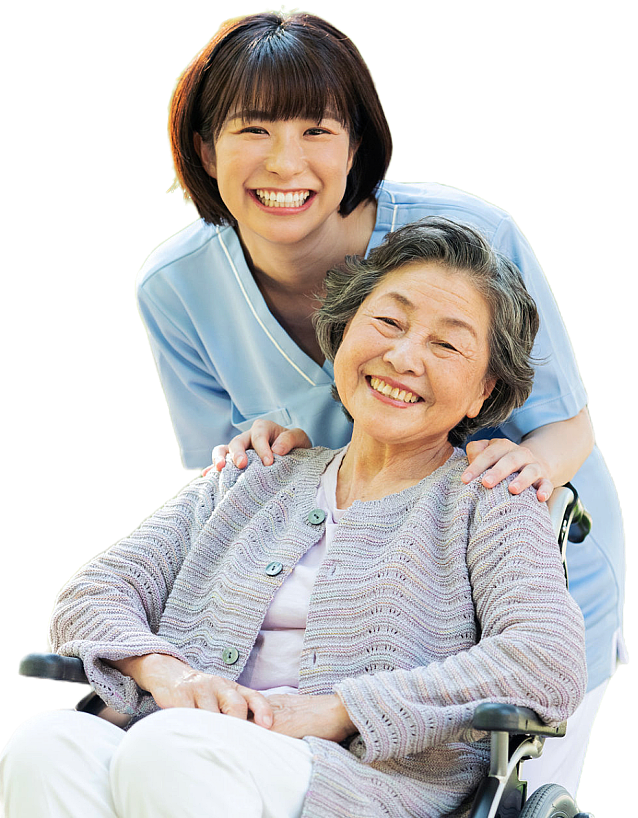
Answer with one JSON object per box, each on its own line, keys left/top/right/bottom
{"left": 519, "top": 784, "right": 580, "bottom": 817}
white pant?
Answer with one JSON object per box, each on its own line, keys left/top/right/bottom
{"left": 0, "top": 708, "right": 314, "bottom": 818}
{"left": 522, "top": 680, "right": 608, "bottom": 798}
{"left": 0, "top": 681, "right": 607, "bottom": 816}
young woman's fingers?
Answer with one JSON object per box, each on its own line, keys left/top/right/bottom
{"left": 211, "top": 444, "right": 231, "bottom": 471}
{"left": 271, "top": 427, "right": 312, "bottom": 456}
{"left": 462, "top": 438, "right": 518, "bottom": 483}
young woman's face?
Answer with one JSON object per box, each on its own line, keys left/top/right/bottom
{"left": 200, "top": 115, "right": 356, "bottom": 247}
{"left": 333, "top": 263, "right": 495, "bottom": 450}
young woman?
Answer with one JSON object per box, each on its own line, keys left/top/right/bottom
{"left": 135, "top": 11, "right": 624, "bottom": 796}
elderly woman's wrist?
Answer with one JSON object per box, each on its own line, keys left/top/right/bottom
{"left": 107, "top": 653, "right": 187, "bottom": 690}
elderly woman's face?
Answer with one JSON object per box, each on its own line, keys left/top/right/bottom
{"left": 333, "top": 263, "right": 495, "bottom": 448}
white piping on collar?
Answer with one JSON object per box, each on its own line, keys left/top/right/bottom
{"left": 217, "top": 229, "right": 317, "bottom": 386}
{"left": 386, "top": 185, "right": 399, "bottom": 233}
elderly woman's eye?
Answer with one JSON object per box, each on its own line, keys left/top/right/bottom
{"left": 376, "top": 316, "right": 400, "bottom": 328}
{"left": 436, "top": 341, "right": 458, "bottom": 351}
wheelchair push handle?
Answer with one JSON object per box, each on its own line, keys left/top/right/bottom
{"left": 548, "top": 483, "right": 592, "bottom": 551}
{"left": 568, "top": 494, "right": 592, "bottom": 544}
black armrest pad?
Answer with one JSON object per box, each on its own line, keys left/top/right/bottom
{"left": 19, "top": 653, "right": 88, "bottom": 684}
{"left": 472, "top": 703, "right": 566, "bottom": 737}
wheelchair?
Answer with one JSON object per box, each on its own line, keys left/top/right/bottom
{"left": 18, "top": 485, "right": 593, "bottom": 818}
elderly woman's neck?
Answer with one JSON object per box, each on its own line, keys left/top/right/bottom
{"left": 336, "top": 434, "right": 454, "bottom": 508}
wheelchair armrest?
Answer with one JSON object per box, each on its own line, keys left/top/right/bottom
{"left": 472, "top": 703, "right": 566, "bottom": 737}
{"left": 19, "top": 653, "right": 88, "bottom": 684}
{"left": 547, "top": 486, "right": 575, "bottom": 542}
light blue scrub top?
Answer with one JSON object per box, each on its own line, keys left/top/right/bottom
{"left": 137, "top": 180, "right": 625, "bottom": 690}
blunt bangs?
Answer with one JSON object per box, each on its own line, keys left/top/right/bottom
{"left": 170, "top": 12, "right": 391, "bottom": 224}
{"left": 201, "top": 29, "right": 354, "bottom": 141}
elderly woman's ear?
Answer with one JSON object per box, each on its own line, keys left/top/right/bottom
{"left": 466, "top": 376, "right": 497, "bottom": 420}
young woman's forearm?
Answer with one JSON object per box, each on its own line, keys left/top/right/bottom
{"left": 522, "top": 407, "right": 594, "bottom": 488}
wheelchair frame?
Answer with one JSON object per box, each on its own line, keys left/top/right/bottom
{"left": 18, "top": 484, "right": 594, "bottom": 818}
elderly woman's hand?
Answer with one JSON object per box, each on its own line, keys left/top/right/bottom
{"left": 265, "top": 693, "right": 356, "bottom": 743}
{"left": 462, "top": 439, "right": 553, "bottom": 501}
{"left": 207, "top": 421, "right": 312, "bottom": 473}
{"left": 110, "top": 654, "right": 274, "bottom": 727}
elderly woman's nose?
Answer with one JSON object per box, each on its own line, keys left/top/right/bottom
{"left": 382, "top": 338, "right": 425, "bottom": 374}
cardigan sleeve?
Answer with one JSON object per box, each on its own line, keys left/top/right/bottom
{"left": 50, "top": 473, "right": 222, "bottom": 714}
{"left": 334, "top": 483, "right": 587, "bottom": 764}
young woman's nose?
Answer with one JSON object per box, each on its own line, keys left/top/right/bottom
{"left": 264, "top": 131, "right": 306, "bottom": 178}
{"left": 382, "top": 338, "right": 426, "bottom": 376}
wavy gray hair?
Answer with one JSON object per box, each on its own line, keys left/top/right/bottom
{"left": 314, "top": 217, "right": 540, "bottom": 446}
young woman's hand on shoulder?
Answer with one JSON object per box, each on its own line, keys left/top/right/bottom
{"left": 207, "top": 420, "right": 312, "bottom": 472}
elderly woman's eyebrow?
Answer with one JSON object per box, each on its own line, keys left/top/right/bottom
{"left": 383, "top": 291, "right": 413, "bottom": 309}
{"left": 439, "top": 317, "right": 479, "bottom": 340}
{"left": 381, "top": 292, "right": 478, "bottom": 339}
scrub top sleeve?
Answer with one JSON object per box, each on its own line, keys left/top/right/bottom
{"left": 490, "top": 216, "right": 588, "bottom": 441}
{"left": 137, "top": 285, "right": 235, "bottom": 469}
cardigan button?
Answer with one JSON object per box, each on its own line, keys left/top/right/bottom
{"left": 350, "top": 736, "right": 365, "bottom": 758}
{"left": 222, "top": 647, "right": 239, "bottom": 665}
{"left": 265, "top": 561, "right": 284, "bottom": 576}
{"left": 307, "top": 508, "right": 327, "bottom": 525}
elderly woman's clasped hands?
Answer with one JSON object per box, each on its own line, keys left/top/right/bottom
{"left": 112, "top": 653, "right": 355, "bottom": 741}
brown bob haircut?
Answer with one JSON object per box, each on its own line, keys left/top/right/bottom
{"left": 169, "top": 12, "right": 392, "bottom": 224}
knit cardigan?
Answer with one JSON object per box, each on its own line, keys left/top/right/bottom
{"left": 51, "top": 447, "right": 587, "bottom": 818}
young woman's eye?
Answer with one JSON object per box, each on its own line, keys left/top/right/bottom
{"left": 239, "top": 126, "right": 268, "bottom": 135}
{"left": 305, "top": 127, "right": 330, "bottom": 136}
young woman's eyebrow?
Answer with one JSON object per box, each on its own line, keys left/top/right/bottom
{"left": 224, "top": 110, "right": 341, "bottom": 126}
{"left": 224, "top": 109, "right": 274, "bottom": 124}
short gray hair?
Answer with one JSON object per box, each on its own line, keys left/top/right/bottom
{"left": 314, "top": 217, "right": 540, "bottom": 446}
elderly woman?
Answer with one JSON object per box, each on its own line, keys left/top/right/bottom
{"left": 0, "top": 219, "right": 586, "bottom": 818}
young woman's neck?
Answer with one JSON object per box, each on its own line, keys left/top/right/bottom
{"left": 237, "top": 199, "right": 377, "bottom": 364}
{"left": 238, "top": 198, "right": 377, "bottom": 296}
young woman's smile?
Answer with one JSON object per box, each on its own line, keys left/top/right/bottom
{"left": 252, "top": 189, "right": 313, "bottom": 211}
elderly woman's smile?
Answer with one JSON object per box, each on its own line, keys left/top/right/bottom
{"left": 333, "top": 262, "right": 495, "bottom": 454}
{"left": 367, "top": 375, "right": 423, "bottom": 404}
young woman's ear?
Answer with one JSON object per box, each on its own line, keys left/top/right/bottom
{"left": 194, "top": 133, "right": 216, "bottom": 179}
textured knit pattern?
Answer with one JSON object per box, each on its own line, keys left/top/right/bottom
{"left": 51, "top": 448, "right": 587, "bottom": 818}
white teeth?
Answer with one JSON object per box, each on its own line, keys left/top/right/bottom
{"left": 255, "top": 190, "right": 310, "bottom": 208}
{"left": 370, "top": 377, "right": 420, "bottom": 403}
